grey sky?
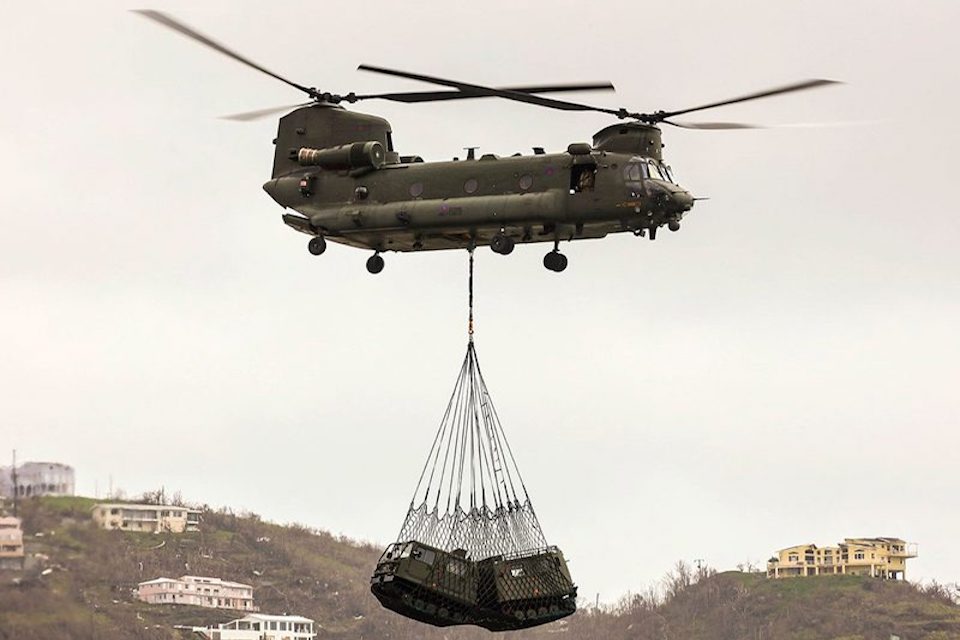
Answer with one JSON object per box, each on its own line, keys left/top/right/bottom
{"left": 2, "top": 0, "right": 958, "bottom": 601}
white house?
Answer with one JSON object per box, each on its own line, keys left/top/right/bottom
{"left": 183, "top": 613, "right": 316, "bottom": 640}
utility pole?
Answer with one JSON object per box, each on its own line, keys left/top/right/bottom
{"left": 11, "top": 449, "right": 19, "bottom": 519}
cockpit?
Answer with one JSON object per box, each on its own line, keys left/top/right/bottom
{"left": 623, "top": 158, "right": 675, "bottom": 183}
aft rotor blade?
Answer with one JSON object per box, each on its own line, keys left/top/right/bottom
{"left": 358, "top": 64, "right": 622, "bottom": 115}
{"left": 220, "top": 102, "right": 314, "bottom": 121}
{"left": 134, "top": 10, "right": 318, "bottom": 99}
{"left": 658, "top": 79, "right": 840, "bottom": 120}
{"left": 357, "top": 82, "right": 616, "bottom": 104}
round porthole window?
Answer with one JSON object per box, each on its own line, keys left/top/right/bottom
{"left": 518, "top": 174, "right": 533, "bottom": 191}
{"left": 354, "top": 186, "right": 369, "bottom": 200}
{"left": 409, "top": 182, "right": 424, "bottom": 198}
{"left": 464, "top": 178, "right": 479, "bottom": 194}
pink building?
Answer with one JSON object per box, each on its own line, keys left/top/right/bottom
{"left": 137, "top": 575, "right": 256, "bottom": 611}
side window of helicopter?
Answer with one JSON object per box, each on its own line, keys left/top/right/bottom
{"left": 409, "top": 182, "right": 424, "bottom": 198}
{"left": 464, "top": 178, "right": 479, "bottom": 194}
{"left": 623, "top": 163, "right": 643, "bottom": 182}
{"left": 570, "top": 165, "right": 596, "bottom": 194}
{"left": 518, "top": 174, "right": 533, "bottom": 191}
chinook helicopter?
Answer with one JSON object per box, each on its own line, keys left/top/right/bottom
{"left": 137, "top": 11, "right": 838, "bottom": 274}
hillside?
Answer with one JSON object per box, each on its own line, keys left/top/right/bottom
{"left": 1, "top": 497, "right": 958, "bottom": 640}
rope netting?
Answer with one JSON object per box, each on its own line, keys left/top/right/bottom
{"left": 371, "top": 251, "right": 576, "bottom": 631}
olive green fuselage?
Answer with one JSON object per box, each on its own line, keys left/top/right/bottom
{"left": 263, "top": 106, "right": 693, "bottom": 253}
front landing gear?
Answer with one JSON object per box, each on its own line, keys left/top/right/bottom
{"left": 491, "top": 233, "right": 515, "bottom": 255}
{"left": 308, "top": 236, "right": 327, "bottom": 255}
{"left": 366, "top": 253, "right": 385, "bottom": 274}
{"left": 543, "top": 250, "right": 568, "bottom": 272}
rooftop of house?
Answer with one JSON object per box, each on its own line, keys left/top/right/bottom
{"left": 92, "top": 503, "right": 201, "bottom": 513}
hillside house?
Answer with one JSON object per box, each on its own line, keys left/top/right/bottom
{"left": 92, "top": 503, "right": 201, "bottom": 533}
{"left": 139, "top": 575, "right": 256, "bottom": 611}
{"left": 183, "top": 613, "right": 316, "bottom": 639}
{"left": 767, "top": 537, "right": 917, "bottom": 580}
{"left": 0, "top": 461, "right": 74, "bottom": 498}
{"left": 0, "top": 516, "right": 24, "bottom": 570}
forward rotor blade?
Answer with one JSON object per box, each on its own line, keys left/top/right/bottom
{"left": 134, "top": 10, "right": 317, "bottom": 99}
{"left": 665, "top": 120, "right": 764, "bottom": 129}
{"left": 665, "top": 118, "right": 879, "bottom": 131}
{"left": 358, "top": 64, "right": 622, "bottom": 115}
{"left": 659, "top": 79, "right": 840, "bottom": 119}
{"left": 357, "top": 82, "right": 616, "bottom": 104}
{"left": 220, "top": 102, "right": 314, "bottom": 122}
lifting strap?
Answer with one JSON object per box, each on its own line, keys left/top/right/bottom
{"left": 468, "top": 248, "right": 475, "bottom": 341}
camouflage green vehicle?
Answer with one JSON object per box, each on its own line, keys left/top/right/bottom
{"left": 371, "top": 541, "right": 576, "bottom": 631}
{"left": 371, "top": 541, "right": 478, "bottom": 627}
{"left": 478, "top": 547, "right": 577, "bottom": 630}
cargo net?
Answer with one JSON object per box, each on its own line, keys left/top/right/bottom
{"left": 370, "top": 253, "right": 577, "bottom": 632}
{"left": 398, "top": 341, "right": 546, "bottom": 558}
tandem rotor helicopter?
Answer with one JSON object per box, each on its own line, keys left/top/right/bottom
{"left": 138, "top": 11, "right": 838, "bottom": 274}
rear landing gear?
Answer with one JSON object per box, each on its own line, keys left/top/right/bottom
{"left": 308, "top": 236, "right": 327, "bottom": 255}
{"left": 543, "top": 250, "right": 567, "bottom": 272}
{"left": 366, "top": 253, "right": 385, "bottom": 274}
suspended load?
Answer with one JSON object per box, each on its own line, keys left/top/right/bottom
{"left": 371, "top": 255, "right": 576, "bottom": 631}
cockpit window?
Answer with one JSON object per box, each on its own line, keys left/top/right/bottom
{"left": 623, "top": 163, "right": 643, "bottom": 182}
{"left": 646, "top": 161, "right": 665, "bottom": 180}
{"left": 662, "top": 164, "right": 675, "bottom": 183}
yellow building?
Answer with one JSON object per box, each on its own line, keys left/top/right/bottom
{"left": 767, "top": 537, "right": 917, "bottom": 580}
{"left": 92, "top": 503, "right": 201, "bottom": 533}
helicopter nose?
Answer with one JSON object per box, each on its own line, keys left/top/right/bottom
{"left": 672, "top": 191, "right": 694, "bottom": 212}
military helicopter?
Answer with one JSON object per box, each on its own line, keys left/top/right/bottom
{"left": 137, "top": 11, "right": 838, "bottom": 274}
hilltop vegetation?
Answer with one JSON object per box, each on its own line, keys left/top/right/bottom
{"left": 1, "top": 497, "right": 958, "bottom": 640}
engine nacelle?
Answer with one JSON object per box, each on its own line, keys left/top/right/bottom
{"left": 297, "top": 141, "right": 385, "bottom": 170}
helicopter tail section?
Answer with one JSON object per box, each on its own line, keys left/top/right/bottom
{"left": 271, "top": 105, "right": 397, "bottom": 178}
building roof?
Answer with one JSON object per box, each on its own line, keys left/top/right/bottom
{"left": 138, "top": 575, "right": 253, "bottom": 589}
{"left": 235, "top": 613, "right": 314, "bottom": 623}
{"left": 138, "top": 577, "right": 181, "bottom": 586}
{"left": 181, "top": 575, "right": 253, "bottom": 589}
{"left": 92, "top": 502, "right": 201, "bottom": 513}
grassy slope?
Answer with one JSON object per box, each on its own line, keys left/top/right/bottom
{"left": 1, "top": 498, "right": 958, "bottom": 640}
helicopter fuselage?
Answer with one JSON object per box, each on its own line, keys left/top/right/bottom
{"left": 262, "top": 106, "right": 693, "bottom": 257}
{"left": 266, "top": 149, "right": 693, "bottom": 253}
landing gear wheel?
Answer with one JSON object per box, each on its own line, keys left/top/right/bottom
{"left": 490, "top": 234, "right": 515, "bottom": 255}
{"left": 543, "top": 251, "right": 568, "bottom": 272}
{"left": 366, "top": 254, "right": 385, "bottom": 274}
{"left": 668, "top": 220, "right": 681, "bottom": 232}
{"left": 308, "top": 236, "right": 327, "bottom": 255}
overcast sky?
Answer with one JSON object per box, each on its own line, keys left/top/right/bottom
{"left": 2, "top": 0, "right": 958, "bottom": 602}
